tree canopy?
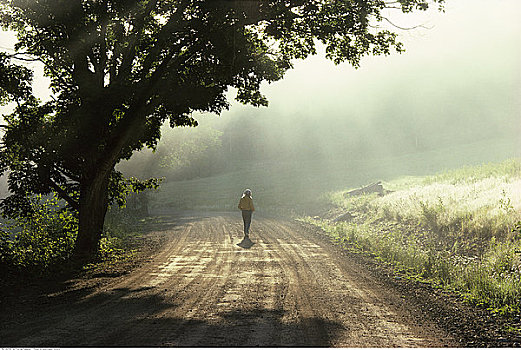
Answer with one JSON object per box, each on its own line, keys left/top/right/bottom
{"left": 0, "top": 0, "right": 444, "bottom": 260}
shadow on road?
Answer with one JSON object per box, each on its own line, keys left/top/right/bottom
{"left": 1, "top": 284, "right": 344, "bottom": 347}
{"left": 154, "top": 308, "right": 345, "bottom": 347}
{"left": 237, "top": 236, "right": 255, "bottom": 249}
{"left": 1, "top": 213, "right": 349, "bottom": 347}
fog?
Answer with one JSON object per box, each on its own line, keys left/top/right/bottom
{"left": 2, "top": 0, "right": 520, "bottom": 209}
{"left": 118, "top": 0, "right": 521, "bottom": 211}
{"left": 213, "top": 0, "right": 520, "bottom": 165}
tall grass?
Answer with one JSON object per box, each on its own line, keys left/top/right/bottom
{"left": 375, "top": 177, "right": 521, "bottom": 252}
{"left": 308, "top": 158, "right": 521, "bottom": 316}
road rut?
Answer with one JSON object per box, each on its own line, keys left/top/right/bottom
{"left": 1, "top": 213, "right": 457, "bottom": 347}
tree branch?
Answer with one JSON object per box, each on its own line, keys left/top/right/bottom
{"left": 56, "top": 164, "right": 81, "bottom": 182}
{"left": 6, "top": 53, "right": 42, "bottom": 62}
{"left": 47, "top": 179, "right": 80, "bottom": 211}
{"left": 117, "top": 0, "right": 161, "bottom": 84}
{"left": 381, "top": 16, "right": 433, "bottom": 30}
{"left": 64, "top": 0, "right": 97, "bottom": 91}
{"left": 99, "top": 36, "right": 205, "bottom": 172}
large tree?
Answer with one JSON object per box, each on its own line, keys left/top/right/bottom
{"left": 0, "top": 0, "right": 443, "bottom": 261}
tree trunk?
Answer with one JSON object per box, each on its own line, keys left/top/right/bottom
{"left": 73, "top": 168, "right": 111, "bottom": 262}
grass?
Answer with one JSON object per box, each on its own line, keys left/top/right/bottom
{"left": 149, "top": 138, "right": 519, "bottom": 215}
{"left": 304, "top": 158, "right": 521, "bottom": 317}
{"left": 375, "top": 178, "right": 521, "bottom": 253}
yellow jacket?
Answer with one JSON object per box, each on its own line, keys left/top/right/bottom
{"left": 238, "top": 196, "right": 255, "bottom": 211}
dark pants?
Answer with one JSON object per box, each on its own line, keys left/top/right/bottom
{"left": 242, "top": 210, "right": 252, "bottom": 235}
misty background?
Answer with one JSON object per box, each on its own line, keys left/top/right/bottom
{"left": 117, "top": 0, "right": 520, "bottom": 212}
{"left": 2, "top": 0, "right": 520, "bottom": 212}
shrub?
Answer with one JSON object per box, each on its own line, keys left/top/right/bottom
{"left": 0, "top": 194, "right": 77, "bottom": 276}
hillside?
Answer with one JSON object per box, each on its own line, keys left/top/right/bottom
{"left": 148, "top": 138, "right": 519, "bottom": 215}
{"left": 304, "top": 158, "right": 521, "bottom": 321}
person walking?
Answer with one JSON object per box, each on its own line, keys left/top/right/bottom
{"left": 238, "top": 189, "right": 255, "bottom": 238}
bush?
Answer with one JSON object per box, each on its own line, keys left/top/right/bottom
{"left": 0, "top": 194, "right": 77, "bottom": 276}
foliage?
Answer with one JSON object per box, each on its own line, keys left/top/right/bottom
{"left": 108, "top": 175, "right": 161, "bottom": 208}
{"left": 0, "top": 192, "right": 148, "bottom": 277}
{"left": 0, "top": 0, "right": 444, "bottom": 259}
{"left": 0, "top": 194, "right": 77, "bottom": 276}
{"left": 514, "top": 221, "right": 521, "bottom": 237}
{"left": 157, "top": 126, "right": 223, "bottom": 179}
{"left": 118, "top": 124, "right": 225, "bottom": 181}
{"left": 104, "top": 196, "right": 146, "bottom": 237}
{"left": 0, "top": 52, "right": 33, "bottom": 103}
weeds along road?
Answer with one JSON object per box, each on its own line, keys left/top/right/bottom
{"left": 2, "top": 212, "right": 457, "bottom": 347}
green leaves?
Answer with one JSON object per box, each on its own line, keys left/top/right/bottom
{"left": 108, "top": 170, "right": 161, "bottom": 208}
{"left": 0, "top": 194, "right": 78, "bottom": 275}
{"left": 0, "top": 0, "right": 445, "bottom": 258}
{"left": 396, "top": 0, "right": 445, "bottom": 13}
{"left": 0, "top": 53, "right": 33, "bottom": 104}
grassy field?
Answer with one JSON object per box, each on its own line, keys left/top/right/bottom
{"left": 149, "top": 137, "right": 519, "bottom": 215}
{"left": 304, "top": 158, "right": 521, "bottom": 317}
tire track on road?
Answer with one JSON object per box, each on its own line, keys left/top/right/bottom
{"left": 2, "top": 213, "right": 458, "bottom": 347}
{"left": 261, "top": 217, "right": 452, "bottom": 347}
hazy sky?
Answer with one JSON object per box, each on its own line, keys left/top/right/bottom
{"left": 195, "top": 0, "right": 521, "bottom": 166}
{"left": 1, "top": 0, "right": 520, "bottom": 152}
{"left": 216, "top": 0, "right": 521, "bottom": 121}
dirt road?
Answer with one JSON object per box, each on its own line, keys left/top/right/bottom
{"left": 1, "top": 213, "right": 458, "bottom": 347}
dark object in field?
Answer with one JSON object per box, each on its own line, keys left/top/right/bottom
{"left": 345, "top": 181, "right": 389, "bottom": 197}
{"left": 333, "top": 212, "right": 355, "bottom": 223}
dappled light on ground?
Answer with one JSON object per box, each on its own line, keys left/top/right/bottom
{"left": 1, "top": 213, "right": 455, "bottom": 347}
